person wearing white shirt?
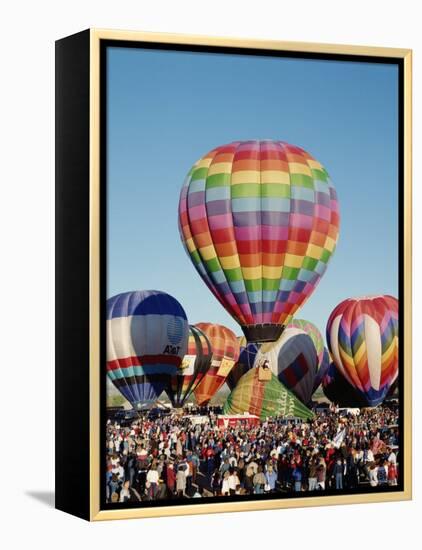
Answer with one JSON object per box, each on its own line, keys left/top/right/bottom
{"left": 112, "top": 464, "right": 125, "bottom": 481}
{"left": 146, "top": 467, "right": 159, "bottom": 498}
{"left": 369, "top": 465, "right": 378, "bottom": 487}
{"left": 388, "top": 450, "right": 397, "bottom": 465}
{"left": 221, "top": 472, "right": 230, "bottom": 496}
{"left": 228, "top": 471, "right": 240, "bottom": 494}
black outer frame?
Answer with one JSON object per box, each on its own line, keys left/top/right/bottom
{"left": 55, "top": 31, "right": 405, "bottom": 521}
{"left": 55, "top": 29, "right": 91, "bottom": 520}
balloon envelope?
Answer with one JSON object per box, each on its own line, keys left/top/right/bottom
{"left": 106, "top": 290, "right": 189, "bottom": 408}
{"left": 223, "top": 367, "right": 313, "bottom": 420}
{"left": 193, "top": 323, "right": 240, "bottom": 405}
{"left": 178, "top": 140, "right": 340, "bottom": 343}
{"left": 166, "top": 325, "right": 212, "bottom": 407}
{"left": 322, "top": 362, "right": 368, "bottom": 407}
{"left": 255, "top": 326, "right": 318, "bottom": 404}
{"left": 313, "top": 347, "right": 330, "bottom": 393}
{"left": 287, "top": 318, "right": 329, "bottom": 393}
{"left": 326, "top": 295, "right": 399, "bottom": 407}
{"left": 226, "top": 336, "right": 260, "bottom": 391}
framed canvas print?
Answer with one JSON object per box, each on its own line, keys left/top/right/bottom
{"left": 55, "top": 29, "right": 412, "bottom": 521}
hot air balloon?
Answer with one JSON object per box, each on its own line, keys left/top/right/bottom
{"left": 287, "top": 318, "right": 329, "bottom": 392}
{"left": 178, "top": 140, "right": 340, "bottom": 343}
{"left": 166, "top": 325, "right": 212, "bottom": 407}
{"left": 106, "top": 290, "right": 189, "bottom": 409}
{"left": 193, "top": 323, "right": 240, "bottom": 405}
{"left": 326, "top": 295, "right": 399, "bottom": 407}
{"left": 226, "top": 336, "right": 260, "bottom": 391}
{"left": 223, "top": 367, "right": 313, "bottom": 420}
{"left": 322, "top": 362, "right": 367, "bottom": 407}
{"left": 313, "top": 347, "right": 330, "bottom": 393}
{"left": 254, "top": 326, "right": 318, "bottom": 404}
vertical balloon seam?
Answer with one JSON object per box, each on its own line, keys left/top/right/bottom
{"left": 382, "top": 299, "right": 399, "bottom": 392}
{"left": 156, "top": 291, "right": 166, "bottom": 403}
{"left": 110, "top": 293, "right": 137, "bottom": 402}
{"left": 226, "top": 142, "right": 255, "bottom": 326}
{"left": 180, "top": 160, "right": 226, "bottom": 314}
{"left": 193, "top": 149, "right": 244, "bottom": 325}
{"left": 136, "top": 291, "right": 155, "bottom": 403}
{"left": 272, "top": 141, "right": 292, "bottom": 325}
{"left": 281, "top": 143, "right": 314, "bottom": 323}
{"left": 110, "top": 292, "right": 147, "bottom": 406}
{"left": 170, "top": 325, "right": 199, "bottom": 406}
{"left": 170, "top": 321, "right": 186, "bottom": 406}
{"left": 328, "top": 303, "right": 348, "bottom": 387}
{"left": 192, "top": 323, "right": 215, "bottom": 404}
{"left": 290, "top": 153, "right": 326, "bottom": 321}
{"left": 131, "top": 291, "right": 147, "bottom": 404}
{"left": 346, "top": 298, "right": 368, "bottom": 394}
{"left": 146, "top": 291, "right": 167, "bottom": 403}
{"left": 207, "top": 143, "right": 249, "bottom": 326}
{"left": 258, "top": 140, "right": 264, "bottom": 325}
{"left": 192, "top": 329, "right": 213, "bottom": 396}
{"left": 118, "top": 292, "right": 139, "bottom": 404}
{"left": 333, "top": 302, "right": 353, "bottom": 389}
{"left": 107, "top": 294, "right": 138, "bottom": 406}
{"left": 228, "top": 142, "right": 254, "bottom": 326}
{"left": 185, "top": 327, "right": 210, "bottom": 403}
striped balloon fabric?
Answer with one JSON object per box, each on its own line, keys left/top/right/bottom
{"left": 226, "top": 336, "right": 260, "bottom": 391}
{"left": 326, "top": 295, "right": 399, "bottom": 407}
{"left": 193, "top": 323, "right": 240, "bottom": 405}
{"left": 178, "top": 140, "right": 340, "bottom": 343}
{"left": 287, "top": 319, "right": 324, "bottom": 364}
{"left": 223, "top": 368, "right": 313, "bottom": 421}
{"left": 287, "top": 318, "right": 329, "bottom": 392}
{"left": 166, "top": 325, "right": 212, "bottom": 408}
{"left": 255, "top": 326, "right": 318, "bottom": 405}
{"left": 106, "top": 290, "right": 189, "bottom": 408}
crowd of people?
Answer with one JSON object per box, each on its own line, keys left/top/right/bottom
{"left": 105, "top": 405, "right": 399, "bottom": 503}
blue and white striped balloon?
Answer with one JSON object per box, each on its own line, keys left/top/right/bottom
{"left": 106, "top": 290, "right": 189, "bottom": 408}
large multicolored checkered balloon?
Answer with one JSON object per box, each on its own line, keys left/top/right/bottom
{"left": 326, "top": 295, "right": 399, "bottom": 407}
{"left": 178, "top": 140, "right": 340, "bottom": 343}
{"left": 106, "top": 290, "right": 189, "bottom": 408}
{"left": 193, "top": 323, "right": 240, "bottom": 405}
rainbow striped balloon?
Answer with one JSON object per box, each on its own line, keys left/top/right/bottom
{"left": 178, "top": 140, "right": 340, "bottom": 343}
{"left": 193, "top": 323, "right": 240, "bottom": 405}
{"left": 326, "top": 295, "right": 399, "bottom": 407}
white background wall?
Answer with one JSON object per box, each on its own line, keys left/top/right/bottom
{"left": 1, "top": 0, "right": 419, "bottom": 547}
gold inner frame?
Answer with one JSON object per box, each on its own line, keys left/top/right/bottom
{"left": 89, "top": 29, "right": 412, "bottom": 521}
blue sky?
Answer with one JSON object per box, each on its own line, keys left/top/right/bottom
{"left": 106, "top": 46, "right": 398, "bottom": 338}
